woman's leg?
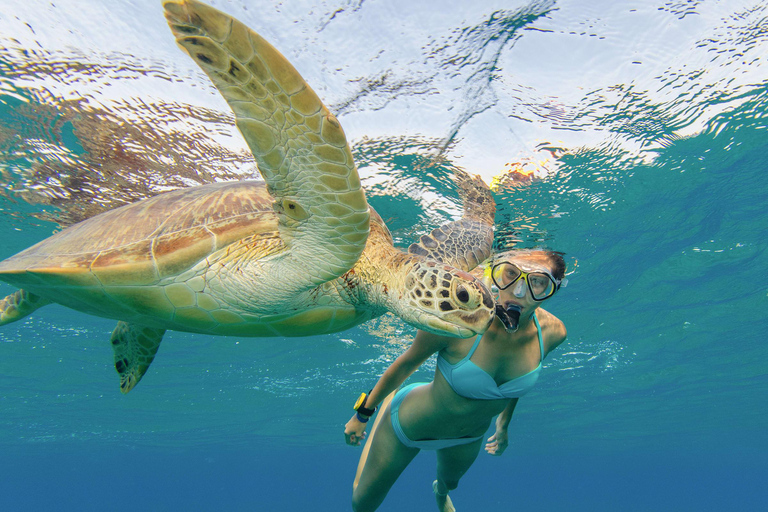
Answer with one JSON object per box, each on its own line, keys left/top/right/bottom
{"left": 353, "top": 391, "right": 395, "bottom": 490}
{"left": 433, "top": 438, "right": 484, "bottom": 511}
{"left": 352, "top": 392, "right": 420, "bottom": 512}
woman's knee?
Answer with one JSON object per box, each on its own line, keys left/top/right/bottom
{"left": 437, "top": 465, "right": 469, "bottom": 491}
{"left": 436, "top": 440, "right": 481, "bottom": 491}
{"left": 351, "top": 490, "right": 379, "bottom": 512}
{"left": 351, "top": 495, "right": 363, "bottom": 512}
{"left": 439, "top": 475, "right": 461, "bottom": 491}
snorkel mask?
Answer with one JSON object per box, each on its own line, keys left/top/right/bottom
{"left": 485, "top": 261, "right": 567, "bottom": 333}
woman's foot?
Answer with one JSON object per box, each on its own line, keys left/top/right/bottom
{"left": 432, "top": 480, "right": 456, "bottom": 512}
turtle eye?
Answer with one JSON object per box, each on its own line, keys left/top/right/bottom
{"left": 456, "top": 285, "right": 470, "bottom": 303}
{"left": 280, "top": 199, "right": 309, "bottom": 221}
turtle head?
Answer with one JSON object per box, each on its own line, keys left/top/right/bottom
{"left": 396, "top": 259, "right": 495, "bottom": 337}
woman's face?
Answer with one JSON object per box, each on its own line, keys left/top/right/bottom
{"left": 491, "top": 252, "right": 558, "bottom": 332}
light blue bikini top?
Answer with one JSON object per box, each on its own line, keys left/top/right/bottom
{"left": 436, "top": 313, "right": 544, "bottom": 400}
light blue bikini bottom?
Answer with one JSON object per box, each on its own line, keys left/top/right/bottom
{"left": 390, "top": 383, "right": 484, "bottom": 450}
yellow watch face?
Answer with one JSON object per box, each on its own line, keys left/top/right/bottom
{"left": 354, "top": 392, "right": 367, "bottom": 411}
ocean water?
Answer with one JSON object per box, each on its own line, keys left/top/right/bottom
{"left": 1, "top": 0, "right": 766, "bottom": 511}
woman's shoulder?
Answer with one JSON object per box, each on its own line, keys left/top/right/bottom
{"left": 534, "top": 308, "right": 567, "bottom": 353}
{"left": 415, "top": 329, "right": 478, "bottom": 361}
{"left": 413, "top": 329, "right": 469, "bottom": 353}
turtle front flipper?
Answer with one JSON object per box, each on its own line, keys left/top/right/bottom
{"left": 0, "top": 290, "right": 50, "bottom": 326}
{"left": 110, "top": 322, "right": 166, "bottom": 394}
{"left": 408, "top": 172, "right": 496, "bottom": 272}
{"left": 163, "top": 0, "right": 370, "bottom": 290}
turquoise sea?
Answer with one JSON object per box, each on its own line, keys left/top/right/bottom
{"left": 1, "top": 0, "right": 766, "bottom": 510}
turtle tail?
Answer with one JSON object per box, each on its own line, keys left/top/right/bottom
{"left": 0, "top": 289, "right": 51, "bottom": 326}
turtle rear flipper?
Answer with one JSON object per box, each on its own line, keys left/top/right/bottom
{"left": 110, "top": 322, "right": 166, "bottom": 394}
{"left": 0, "top": 290, "right": 50, "bottom": 326}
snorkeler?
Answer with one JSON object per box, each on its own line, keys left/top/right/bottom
{"left": 344, "top": 249, "right": 568, "bottom": 512}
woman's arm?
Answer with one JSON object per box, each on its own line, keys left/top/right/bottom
{"left": 485, "top": 398, "right": 518, "bottom": 455}
{"left": 365, "top": 330, "right": 452, "bottom": 409}
{"left": 344, "top": 330, "right": 454, "bottom": 445}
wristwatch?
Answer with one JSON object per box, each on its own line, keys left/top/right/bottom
{"left": 353, "top": 391, "right": 377, "bottom": 418}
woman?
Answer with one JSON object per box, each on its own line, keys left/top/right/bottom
{"left": 344, "top": 249, "right": 568, "bottom": 512}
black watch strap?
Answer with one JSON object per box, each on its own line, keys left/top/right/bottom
{"left": 354, "top": 390, "right": 377, "bottom": 417}
{"left": 356, "top": 404, "right": 377, "bottom": 417}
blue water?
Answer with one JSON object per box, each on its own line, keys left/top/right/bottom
{"left": 1, "top": 0, "right": 767, "bottom": 510}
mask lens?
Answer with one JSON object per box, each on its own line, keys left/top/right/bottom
{"left": 528, "top": 273, "right": 555, "bottom": 300}
{"left": 492, "top": 263, "right": 521, "bottom": 290}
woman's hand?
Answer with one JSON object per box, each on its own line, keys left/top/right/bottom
{"left": 485, "top": 427, "right": 509, "bottom": 456}
{"left": 344, "top": 414, "right": 368, "bottom": 446}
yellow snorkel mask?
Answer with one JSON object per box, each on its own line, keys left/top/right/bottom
{"left": 483, "top": 258, "right": 566, "bottom": 333}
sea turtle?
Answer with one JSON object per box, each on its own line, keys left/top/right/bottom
{"left": 0, "top": 0, "right": 496, "bottom": 393}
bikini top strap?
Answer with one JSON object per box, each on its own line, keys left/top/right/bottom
{"left": 463, "top": 334, "right": 483, "bottom": 361}
{"left": 532, "top": 312, "right": 544, "bottom": 363}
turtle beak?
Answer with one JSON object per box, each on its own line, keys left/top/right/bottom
{"left": 423, "top": 317, "right": 475, "bottom": 338}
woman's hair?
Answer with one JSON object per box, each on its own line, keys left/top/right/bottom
{"left": 492, "top": 249, "right": 566, "bottom": 281}
{"left": 546, "top": 251, "right": 567, "bottom": 281}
